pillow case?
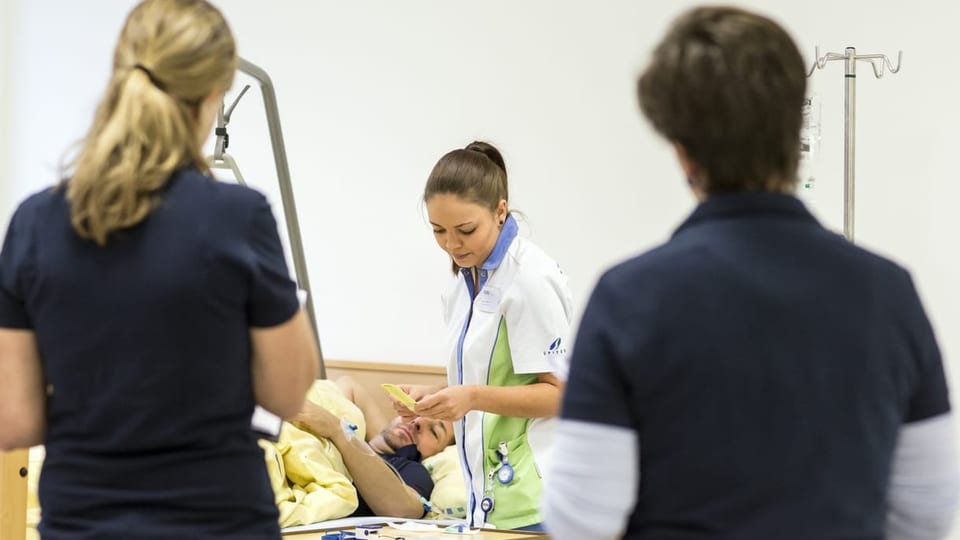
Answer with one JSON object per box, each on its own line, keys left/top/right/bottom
{"left": 422, "top": 444, "right": 467, "bottom": 518}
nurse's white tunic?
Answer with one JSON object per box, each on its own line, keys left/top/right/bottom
{"left": 440, "top": 216, "right": 572, "bottom": 529}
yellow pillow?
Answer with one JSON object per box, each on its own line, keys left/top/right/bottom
{"left": 422, "top": 445, "right": 467, "bottom": 518}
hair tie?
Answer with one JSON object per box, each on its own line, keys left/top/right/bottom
{"left": 133, "top": 64, "right": 166, "bottom": 91}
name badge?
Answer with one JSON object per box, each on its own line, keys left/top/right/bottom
{"left": 474, "top": 286, "right": 501, "bottom": 313}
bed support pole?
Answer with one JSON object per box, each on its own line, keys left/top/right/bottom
{"left": 211, "top": 57, "right": 325, "bottom": 378}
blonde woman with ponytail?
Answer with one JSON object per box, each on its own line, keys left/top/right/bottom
{"left": 0, "top": 1, "right": 318, "bottom": 538}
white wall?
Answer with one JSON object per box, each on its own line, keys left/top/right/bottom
{"left": 0, "top": 0, "right": 16, "bottom": 218}
{"left": 10, "top": 0, "right": 958, "bottom": 369}
{"left": 4, "top": 0, "right": 960, "bottom": 535}
{"left": 4, "top": 0, "right": 139, "bottom": 220}
{"left": 220, "top": 0, "right": 960, "bottom": 392}
{"left": 6, "top": 0, "right": 959, "bottom": 362}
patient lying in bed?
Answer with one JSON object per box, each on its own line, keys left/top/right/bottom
{"left": 261, "top": 376, "right": 457, "bottom": 527}
{"left": 27, "top": 377, "right": 463, "bottom": 535}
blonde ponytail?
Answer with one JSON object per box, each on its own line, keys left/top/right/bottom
{"left": 66, "top": 0, "right": 236, "bottom": 245}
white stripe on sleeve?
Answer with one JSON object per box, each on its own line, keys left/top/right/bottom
{"left": 542, "top": 419, "right": 639, "bottom": 540}
{"left": 886, "top": 412, "right": 960, "bottom": 540}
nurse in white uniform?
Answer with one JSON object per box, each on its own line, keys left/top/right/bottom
{"left": 396, "top": 141, "right": 572, "bottom": 531}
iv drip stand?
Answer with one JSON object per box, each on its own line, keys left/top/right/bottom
{"left": 807, "top": 47, "right": 902, "bottom": 242}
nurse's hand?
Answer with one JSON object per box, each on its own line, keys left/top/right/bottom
{"left": 392, "top": 384, "right": 439, "bottom": 421}
{"left": 413, "top": 386, "right": 473, "bottom": 422}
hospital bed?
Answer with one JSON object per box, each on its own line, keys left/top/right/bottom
{"left": 263, "top": 373, "right": 467, "bottom": 530}
{"left": 13, "top": 360, "right": 455, "bottom": 540}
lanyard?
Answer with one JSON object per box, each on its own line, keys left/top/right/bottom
{"left": 480, "top": 441, "right": 516, "bottom": 518}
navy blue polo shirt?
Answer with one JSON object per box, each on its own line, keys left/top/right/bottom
{"left": 352, "top": 445, "right": 434, "bottom": 518}
{"left": 562, "top": 192, "right": 950, "bottom": 540}
{"left": 0, "top": 169, "right": 300, "bottom": 539}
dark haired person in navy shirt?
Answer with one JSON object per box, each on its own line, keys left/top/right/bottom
{"left": 0, "top": 1, "right": 318, "bottom": 539}
{"left": 543, "top": 6, "right": 958, "bottom": 540}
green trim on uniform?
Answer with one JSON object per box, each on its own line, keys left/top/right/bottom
{"left": 481, "top": 317, "right": 542, "bottom": 530}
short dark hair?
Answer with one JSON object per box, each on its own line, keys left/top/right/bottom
{"left": 637, "top": 6, "right": 806, "bottom": 194}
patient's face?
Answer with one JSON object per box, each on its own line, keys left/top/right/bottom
{"left": 381, "top": 416, "right": 454, "bottom": 458}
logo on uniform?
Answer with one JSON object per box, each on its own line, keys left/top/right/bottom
{"left": 543, "top": 337, "right": 566, "bottom": 356}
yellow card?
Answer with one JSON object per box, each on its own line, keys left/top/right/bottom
{"left": 381, "top": 384, "right": 417, "bottom": 411}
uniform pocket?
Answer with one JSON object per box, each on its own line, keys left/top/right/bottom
{"left": 482, "top": 434, "right": 542, "bottom": 529}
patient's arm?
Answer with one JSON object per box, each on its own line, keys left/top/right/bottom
{"left": 334, "top": 376, "right": 390, "bottom": 441}
{"left": 294, "top": 402, "right": 426, "bottom": 518}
